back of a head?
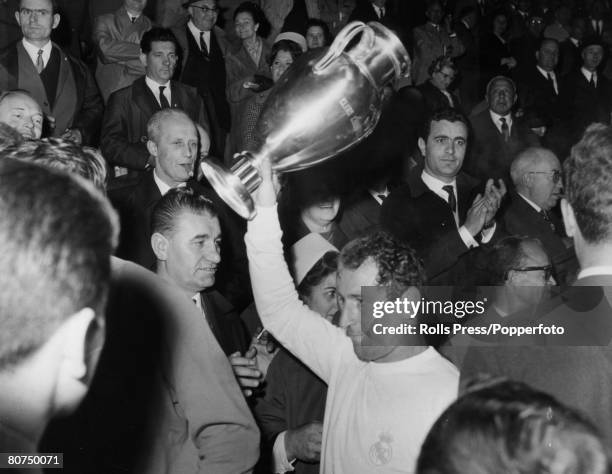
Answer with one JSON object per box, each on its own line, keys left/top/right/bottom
{"left": 417, "top": 380, "right": 610, "bottom": 474}
{"left": 340, "top": 231, "right": 424, "bottom": 299}
{"left": 564, "top": 123, "right": 612, "bottom": 244}
{"left": 0, "top": 158, "right": 118, "bottom": 369}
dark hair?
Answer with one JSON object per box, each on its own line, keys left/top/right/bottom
{"left": 140, "top": 27, "right": 179, "bottom": 54}
{"left": 417, "top": 380, "right": 609, "bottom": 474}
{"left": 476, "top": 236, "right": 538, "bottom": 285}
{"left": 0, "top": 123, "right": 23, "bottom": 152}
{"left": 0, "top": 158, "right": 117, "bottom": 369}
{"left": 152, "top": 187, "right": 217, "bottom": 237}
{"left": 305, "top": 18, "right": 332, "bottom": 46}
{"left": 18, "top": 0, "right": 59, "bottom": 14}
{"left": 2, "top": 138, "right": 107, "bottom": 191}
{"left": 340, "top": 231, "right": 424, "bottom": 299}
{"left": 297, "top": 250, "right": 338, "bottom": 300}
{"left": 427, "top": 55, "right": 457, "bottom": 78}
{"left": 538, "top": 36, "right": 560, "bottom": 51}
{"left": 420, "top": 107, "right": 469, "bottom": 141}
{"left": 565, "top": 123, "right": 612, "bottom": 244}
{"left": 268, "top": 39, "right": 304, "bottom": 67}
{"left": 233, "top": 2, "right": 271, "bottom": 39}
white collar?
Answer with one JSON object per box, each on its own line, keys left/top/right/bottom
{"left": 517, "top": 192, "right": 542, "bottom": 213}
{"left": 421, "top": 169, "right": 456, "bottom": 196}
{"left": 536, "top": 65, "right": 555, "bottom": 79}
{"left": 570, "top": 37, "right": 579, "bottom": 47}
{"left": 578, "top": 266, "right": 612, "bottom": 279}
{"left": 369, "top": 187, "right": 389, "bottom": 205}
{"left": 21, "top": 38, "right": 52, "bottom": 66}
{"left": 153, "top": 169, "right": 173, "bottom": 196}
{"left": 188, "top": 19, "right": 210, "bottom": 40}
{"left": 581, "top": 67, "right": 597, "bottom": 82}
{"left": 489, "top": 110, "right": 512, "bottom": 128}
{"left": 145, "top": 76, "right": 171, "bottom": 105}
{"left": 192, "top": 293, "right": 203, "bottom": 311}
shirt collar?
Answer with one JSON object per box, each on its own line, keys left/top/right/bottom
{"left": 421, "top": 169, "right": 456, "bottom": 196}
{"left": 570, "top": 37, "right": 579, "bottom": 47}
{"left": 517, "top": 192, "right": 542, "bottom": 213}
{"left": 536, "top": 65, "right": 555, "bottom": 79}
{"left": 581, "top": 67, "right": 596, "bottom": 81}
{"left": 489, "top": 110, "right": 512, "bottom": 128}
{"left": 369, "top": 187, "right": 389, "bottom": 204}
{"left": 22, "top": 38, "right": 52, "bottom": 59}
{"left": 145, "top": 75, "right": 171, "bottom": 100}
{"left": 153, "top": 169, "right": 173, "bottom": 196}
{"left": 188, "top": 19, "right": 210, "bottom": 39}
{"left": 578, "top": 266, "right": 612, "bottom": 280}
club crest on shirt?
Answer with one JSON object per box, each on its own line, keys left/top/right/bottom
{"left": 369, "top": 431, "right": 393, "bottom": 465}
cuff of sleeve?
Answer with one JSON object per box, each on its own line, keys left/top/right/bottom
{"left": 480, "top": 222, "right": 496, "bottom": 243}
{"left": 247, "top": 204, "right": 282, "bottom": 246}
{"left": 273, "top": 431, "right": 296, "bottom": 473}
{"left": 459, "top": 225, "right": 479, "bottom": 249}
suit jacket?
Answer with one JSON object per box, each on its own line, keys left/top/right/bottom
{"left": 380, "top": 168, "right": 495, "bottom": 281}
{"left": 338, "top": 190, "right": 383, "bottom": 240}
{"left": 500, "top": 192, "right": 578, "bottom": 285}
{"left": 100, "top": 76, "right": 209, "bottom": 172}
{"left": 558, "top": 38, "right": 580, "bottom": 77}
{"left": 0, "top": 40, "right": 103, "bottom": 144}
{"left": 561, "top": 69, "right": 612, "bottom": 140}
{"left": 93, "top": 6, "right": 152, "bottom": 101}
{"left": 461, "top": 274, "right": 612, "bottom": 442}
{"left": 417, "top": 80, "right": 462, "bottom": 116}
{"left": 114, "top": 170, "right": 252, "bottom": 310}
{"left": 467, "top": 109, "right": 539, "bottom": 182}
{"left": 518, "top": 66, "right": 565, "bottom": 127}
{"left": 412, "top": 23, "right": 465, "bottom": 85}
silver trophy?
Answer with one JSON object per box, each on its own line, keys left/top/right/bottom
{"left": 200, "top": 21, "right": 410, "bottom": 219}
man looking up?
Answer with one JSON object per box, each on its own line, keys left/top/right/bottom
{"left": 245, "top": 157, "right": 459, "bottom": 473}
{"left": 0, "top": 89, "right": 43, "bottom": 138}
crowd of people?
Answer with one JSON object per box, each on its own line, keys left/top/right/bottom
{"left": 2, "top": 0, "right": 612, "bottom": 473}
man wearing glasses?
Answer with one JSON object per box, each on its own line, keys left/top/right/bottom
{"left": 172, "top": 0, "right": 229, "bottom": 156}
{"left": 502, "top": 147, "right": 578, "bottom": 285}
{"left": 0, "top": 0, "right": 103, "bottom": 145}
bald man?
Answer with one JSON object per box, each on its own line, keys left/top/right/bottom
{"left": 501, "top": 147, "right": 578, "bottom": 284}
{"left": 0, "top": 89, "right": 43, "bottom": 138}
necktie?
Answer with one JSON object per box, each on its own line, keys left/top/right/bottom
{"left": 540, "top": 209, "right": 556, "bottom": 232}
{"left": 36, "top": 49, "right": 44, "bottom": 74}
{"left": 200, "top": 31, "right": 209, "bottom": 56}
{"left": 500, "top": 117, "right": 510, "bottom": 142}
{"left": 130, "top": 16, "right": 136, "bottom": 23}
{"left": 442, "top": 185, "right": 457, "bottom": 213}
{"left": 590, "top": 73, "right": 597, "bottom": 88}
{"left": 547, "top": 72, "right": 557, "bottom": 94}
{"left": 159, "top": 86, "right": 171, "bottom": 109}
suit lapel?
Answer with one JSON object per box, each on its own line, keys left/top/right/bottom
{"left": 54, "top": 46, "right": 69, "bottom": 102}
{"left": 132, "top": 77, "right": 161, "bottom": 117}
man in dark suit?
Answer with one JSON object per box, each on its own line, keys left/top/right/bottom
{"left": 100, "top": 27, "right": 209, "bottom": 185}
{"left": 561, "top": 38, "right": 611, "bottom": 142}
{"left": 502, "top": 147, "right": 577, "bottom": 284}
{"left": 558, "top": 17, "right": 585, "bottom": 76}
{"left": 0, "top": 0, "right": 103, "bottom": 145}
{"left": 461, "top": 123, "right": 612, "bottom": 442}
{"left": 467, "top": 75, "right": 539, "bottom": 183}
{"left": 172, "top": 0, "right": 229, "bottom": 156}
{"left": 454, "top": 6, "right": 480, "bottom": 113}
{"left": 381, "top": 108, "right": 506, "bottom": 282}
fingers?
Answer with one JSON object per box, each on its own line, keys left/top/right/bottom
{"left": 244, "top": 345, "right": 257, "bottom": 359}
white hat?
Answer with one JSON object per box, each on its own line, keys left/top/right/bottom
{"left": 274, "top": 32, "right": 308, "bottom": 52}
{"left": 290, "top": 233, "right": 338, "bottom": 286}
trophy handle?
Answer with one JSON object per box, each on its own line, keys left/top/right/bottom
{"left": 314, "top": 21, "right": 375, "bottom": 73}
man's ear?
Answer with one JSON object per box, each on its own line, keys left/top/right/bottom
{"left": 14, "top": 11, "right": 21, "bottom": 26}
{"left": 52, "top": 13, "right": 60, "bottom": 30}
{"left": 561, "top": 197, "right": 578, "bottom": 238}
{"left": 151, "top": 232, "right": 168, "bottom": 261}
{"left": 146, "top": 139, "right": 158, "bottom": 159}
{"left": 400, "top": 286, "right": 421, "bottom": 303}
{"left": 417, "top": 137, "right": 427, "bottom": 157}
{"left": 139, "top": 50, "right": 147, "bottom": 68}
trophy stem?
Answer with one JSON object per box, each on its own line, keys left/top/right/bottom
{"left": 230, "top": 153, "right": 263, "bottom": 194}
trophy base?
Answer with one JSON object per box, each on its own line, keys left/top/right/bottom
{"left": 199, "top": 155, "right": 261, "bottom": 220}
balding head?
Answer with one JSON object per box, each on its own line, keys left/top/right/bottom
{"left": 0, "top": 90, "right": 43, "bottom": 139}
{"left": 511, "top": 147, "right": 563, "bottom": 210}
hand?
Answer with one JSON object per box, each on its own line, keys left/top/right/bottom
{"left": 250, "top": 331, "right": 278, "bottom": 378}
{"left": 482, "top": 178, "right": 507, "bottom": 226}
{"left": 464, "top": 193, "right": 489, "bottom": 236}
{"left": 229, "top": 346, "right": 262, "bottom": 397}
{"left": 243, "top": 81, "right": 258, "bottom": 90}
{"left": 252, "top": 155, "right": 280, "bottom": 208}
{"left": 61, "top": 128, "right": 82, "bottom": 144}
{"left": 285, "top": 422, "right": 323, "bottom": 462}
{"left": 501, "top": 57, "right": 518, "bottom": 69}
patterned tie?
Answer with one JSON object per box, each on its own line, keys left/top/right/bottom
{"left": 500, "top": 117, "right": 510, "bottom": 142}
{"left": 36, "top": 49, "right": 44, "bottom": 74}
{"left": 159, "top": 86, "right": 171, "bottom": 109}
{"left": 442, "top": 185, "right": 457, "bottom": 213}
{"left": 200, "top": 31, "right": 209, "bottom": 57}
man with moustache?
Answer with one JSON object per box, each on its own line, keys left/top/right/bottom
{"left": 0, "top": 89, "right": 43, "bottom": 138}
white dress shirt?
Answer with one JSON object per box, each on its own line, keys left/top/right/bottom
{"left": 153, "top": 169, "right": 187, "bottom": 196}
{"left": 145, "top": 76, "right": 172, "bottom": 107}
{"left": 489, "top": 110, "right": 513, "bottom": 135}
{"left": 188, "top": 19, "right": 210, "bottom": 52}
{"left": 581, "top": 67, "right": 598, "bottom": 86}
{"left": 369, "top": 187, "right": 389, "bottom": 205}
{"left": 537, "top": 65, "right": 558, "bottom": 94}
{"left": 517, "top": 192, "right": 542, "bottom": 213}
{"left": 22, "top": 38, "right": 52, "bottom": 69}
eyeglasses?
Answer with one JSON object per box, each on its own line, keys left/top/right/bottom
{"left": 19, "top": 7, "right": 51, "bottom": 17}
{"left": 192, "top": 5, "right": 219, "bottom": 14}
{"left": 528, "top": 170, "right": 562, "bottom": 183}
{"left": 511, "top": 265, "right": 554, "bottom": 280}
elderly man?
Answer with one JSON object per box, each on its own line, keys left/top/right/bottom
{"left": 172, "top": 0, "right": 229, "bottom": 155}
{"left": 501, "top": 147, "right": 577, "bottom": 284}
{"left": 0, "top": 0, "right": 103, "bottom": 144}
{"left": 467, "top": 76, "right": 539, "bottom": 182}
{"left": 101, "top": 27, "right": 209, "bottom": 184}
{"left": 381, "top": 108, "right": 506, "bottom": 282}
{"left": 93, "top": 0, "right": 152, "bottom": 102}
{"left": 0, "top": 158, "right": 117, "bottom": 457}
{"left": 246, "top": 156, "right": 459, "bottom": 473}
{"left": 0, "top": 89, "right": 43, "bottom": 138}
{"left": 460, "top": 123, "right": 612, "bottom": 442}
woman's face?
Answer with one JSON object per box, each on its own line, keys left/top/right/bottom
{"left": 235, "top": 11, "right": 258, "bottom": 41}
{"left": 301, "top": 197, "right": 341, "bottom": 228}
{"left": 271, "top": 50, "right": 294, "bottom": 82}
{"left": 304, "top": 272, "right": 338, "bottom": 322}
